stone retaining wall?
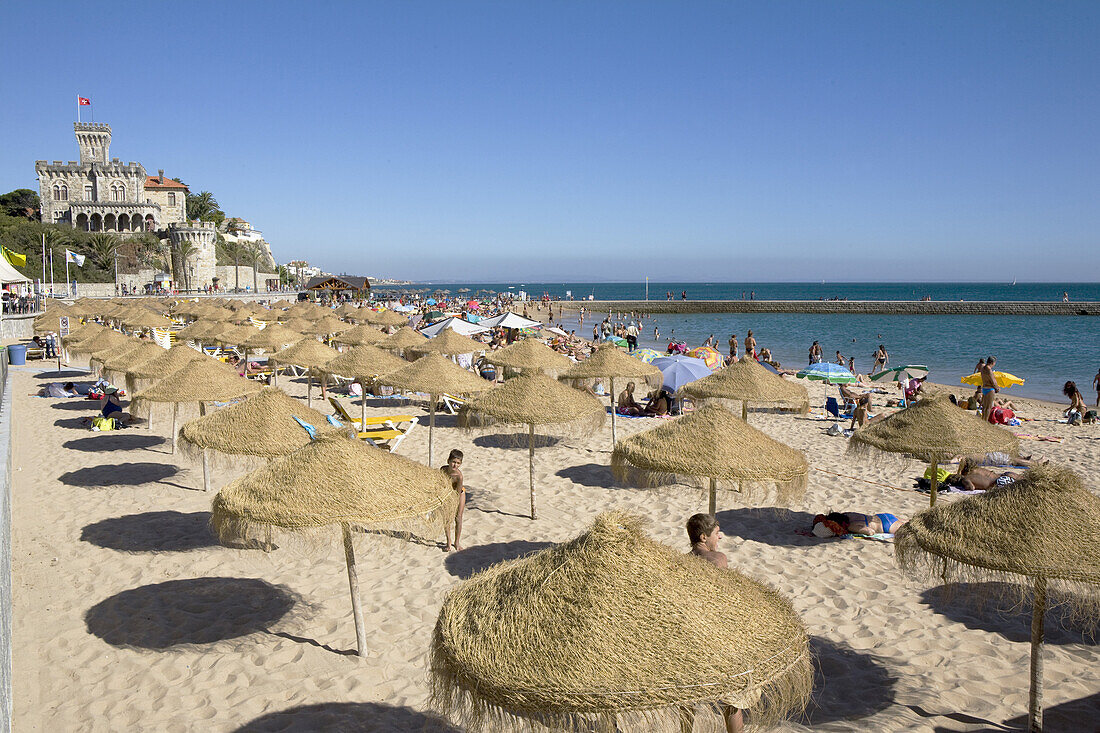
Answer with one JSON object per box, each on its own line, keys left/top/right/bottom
{"left": 559, "top": 300, "right": 1100, "bottom": 316}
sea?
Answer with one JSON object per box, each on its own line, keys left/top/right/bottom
{"left": 400, "top": 282, "right": 1100, "bottom": 403}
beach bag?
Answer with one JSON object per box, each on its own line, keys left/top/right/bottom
{"left": 923, "top": 466, "right": 951, "bottom": 484}
{"left": 91, "top": 416, "right": 118, "bottom": 432}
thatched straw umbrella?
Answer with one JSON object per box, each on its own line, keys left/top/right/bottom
{"left": 562, "top": 344, "right": 662, "bottom": 445}
{"left": 134, "top": 357, "right": 259, "bottom": 454}
{"left": 33, "top": 305, "right": 75, "bottom": 333}
{"left": 849, "top": 393, "right": 1020, "bottom": 506}
{"left": 306, "top": 313, "right": 353, "bottom": 336}
{"left": 175, "top": 320, "right": 220, "bottom": 344}
{"left": 332, "top": 323, "right": 385, "bottom": 347}
{"left": 483, "top": 338, "right": 573, "bottom": 377}
{"left": 210, "top": 433, "right": 456, "bottom": 657}
{"left": 460, "top": 372, "right": 604, "bottom": 519}
{"left": 125, "top": 343, "right": 210, "bottom": 395}
{"left": 121, "top": 308, "right": 172, "bottom": 332}
{"left": 269, "top": 338, "right": 339, "bottom": 404}
{"left": 322, "top": 345, "right": 408, "bottom": 427}
{"left": 682, "top": 356, "right": 809, "bottom": 421}
{"left": 409, "top": 329, "right": 485, "bottom": 358}
{"left": 335, "top": 302, "right": 363, "bottom": 320}
{"left": 69, "top": 329, "right": 132, "bottom": 366}
{"left": 239, "top": 323, "right": 303, "bottom": 354}
{"left": 179, "top": 386, "right": 331, "bottom": 492}
{"left": 431, "top": 511, "right": 812, "bottom": 732}
{"left": 376, "top": 353, "right": 492, "bottom": 465}
{"left": 378, "top": 326, "right": 428, "bottom": 353}
{"left": 100, "top": 342, "right": 166, "bottom": 384}
{"left": 89, "top": 340, "right": 147, "bottom": 376}
{"left": 895, "top": 465, "right": 1100, "bottom": 732}
{"left": 611, "top": 404, "right": 808, "bottom": 514}
{"left": 213, "top": 324, "right": 260, "bottom": 349}
{"left": 278, "top": 317, "right": 316, "bottom": 335}
{"left": 364, "top": 309, "right": 408, "bottom": 328}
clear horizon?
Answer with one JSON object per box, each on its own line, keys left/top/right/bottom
{"left": 3, "top": 1, "right": 1099, "bottom": 282}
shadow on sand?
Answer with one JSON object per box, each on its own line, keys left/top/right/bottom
{"left": 54, "top": 416, "right": 92, "bottom": 430}
{"left": 716, "top": 507, "right": 820, "bottom": 548}
{"left": 233, "top": 702, "right": 460, "bottom": 733}
{"left": 802, "top": 636, "right": 897, "bottom": 726}
{"left": 58, "top": 461, "right": 179, "bottom": 487}
{"left": 49, "top": 400, "right": 99, "bottom": 411}
{"left": 1000, "top": 691, "right": 1100, "bottom": 732}
{"left": 85, "top": 577, "right": 298, "bottom": 649}
{"left": 81, "top": 511, "right": 215, "bottom": 552}
{"left": 473, "top": 433, "right": 561, "bottom": 450}
{"left": 444, "top": 540, "right": 554, "bottom": 579}
{"left": 555, "top": 462, "right": 619, "bottom": 488}
{"left": 919, "top": 583, "right": 1100, "bottom": 645}
{"left": 33, "top": 369, "right": 89, "bottom": 380}
{"left": 63, "top": 433, "right": 166, "bottom": 452}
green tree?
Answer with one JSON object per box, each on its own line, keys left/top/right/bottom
{"left": 0, "top": 189, "right": 40, "bottom": 220}
{"left": 186, "top": 190, "right": 224, "bottom": 224}
{"left": 243, "top": 241, "right": 263, "bottom": 292}
{"left": 83, "top": 232, "right": 121, "bottom": 271}
{"left": 174, "top": 238, "right": 197, "bottom": 291}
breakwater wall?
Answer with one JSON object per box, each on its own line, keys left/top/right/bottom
{"left": 558, "top": 300, "right": 1100, "bottom": 316}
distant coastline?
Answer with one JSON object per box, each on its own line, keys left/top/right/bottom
{"left": 558, "top": 300, "right": 1100, "bottom": 316}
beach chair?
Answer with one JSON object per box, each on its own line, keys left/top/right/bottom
{"left": 825, "top": 397, "right": 852, "bottom": 422}
{"left": 356, "top": 418, "right": 419, "bottom": 451}
{"left": 441, "top": 393, "right": 467, "bottom": 415}
{"left": 329, "top": 397, "right": 419, "bottom": 434}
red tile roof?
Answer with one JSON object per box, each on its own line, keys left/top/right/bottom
{"left": 145, "top": 176, "right": 188, "bottom": 190}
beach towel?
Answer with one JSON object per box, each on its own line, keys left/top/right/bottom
{"left": 292, "top": 416, "right": 317, "bottom": 440}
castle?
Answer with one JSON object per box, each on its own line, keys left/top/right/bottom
{"left": 35, "top": 122, "right": 217, "bottom": 289}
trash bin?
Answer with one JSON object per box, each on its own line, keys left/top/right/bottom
{"left": 7, "top": 343, "right": 27, "bottom": 365}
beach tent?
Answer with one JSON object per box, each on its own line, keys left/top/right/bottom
{"left": 460, "top": 372, "right": 604, "bottom": 519}
{"left": 478, "top": 312, "right": 541, "bottom": 330}
{"left": 0, "top": 254, "right": 30, "bottom": 284}
{"left": 431, "top": 511, "right": 812, "bottom": 732}
{"left": 418, "top": 316, "right": 490, "bottom": 338}
{"left": 211, "top": 434, "right": 455, "bottom": 657}
{"left": 895, "top": 465, "right": 1100, "bottom": 733}
{"left": 612, "top": 404, "right": 809, "bottom": 513}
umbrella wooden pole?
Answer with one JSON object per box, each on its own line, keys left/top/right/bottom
{"left": 428, "top": 397, "right": 436, "bottom": 467}
{"left": 529, "top": 424, "right": 536, "bottom": 520}
{"left": 609, "top": 377, "right": 617, "bottom": 446}
{"left": 709, "top": 477, "right": 717, "bottom": 515}
{"left": 202, "top": 449, "right": 211, "bottom": 493}
{"left": 929, "top": 459, "right": 939, "bottom": 507}
{"left": 342, "top": 522, "right": 368, "bottom": 658}
{"left": 171, "top": 403, "right": 178, "bottom": 455}
{"left": 742, "top": 400, "right": 749, "bottom": 422}
{"left": 1029, "top": 575, "right": 1047, "bottom": 733}
{"left": 360, "top": 380, "right": 367, "bottom": 431}
{"left": 307, "top": 372, "right": 312, "bottom": 407}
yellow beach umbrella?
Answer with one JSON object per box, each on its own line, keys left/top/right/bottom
{"left": 961, "top": 371, "right": 1025, "bottom": 389}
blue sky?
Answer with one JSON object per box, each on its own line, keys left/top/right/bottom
{"left": 3, "top": 1, "right": 1099, "bottom": 282}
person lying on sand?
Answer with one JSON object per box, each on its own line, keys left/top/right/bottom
{"left": 811, "top": 511, "right": 903, "bottom": 537}
{"left": 945, "top": 456, "right": 1020, "bottom": 491}
{"left": 684, "top": 513, "right": 744, "bottom": 733}
{"left": 34, "top": 382, "right": 78, "bottom": 398}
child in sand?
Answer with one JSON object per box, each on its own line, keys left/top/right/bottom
{"left": 440, "top": 449, "right": 466, "bottom": 552}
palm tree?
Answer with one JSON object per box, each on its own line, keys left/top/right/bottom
{"left": 85, "top": 232, "right": 120, "bottom": 271}
{"left": 186, "top": 191, "right": 221, "bottom": 222}
{"left": 243, "top": 241, "right": 263, "bottom": 293}
{"left": 174, "top": 238, "right": 197, "bottom": 291}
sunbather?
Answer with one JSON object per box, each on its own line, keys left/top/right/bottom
{"left": 811, "top": 511, "right": 903, "bottom": 537}
{"left": 945, "top": 456, "right": 1020, "bottom": 491}
{"left": 616, "top": 382, "right": 645, "bottom": 416}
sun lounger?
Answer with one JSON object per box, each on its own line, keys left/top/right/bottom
{"left": 441, "top": 393, "right": 467, "bottom": 414}
{"left": 357, "top": 420, "right": 418, "bottom": 451}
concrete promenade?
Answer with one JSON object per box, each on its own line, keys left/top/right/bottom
{"left": 558, "top": 300, "right": 1100, "bottom": 316}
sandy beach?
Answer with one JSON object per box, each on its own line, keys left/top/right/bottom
{"left": 9, "top": 354, "right": 1100, "bottom": 731}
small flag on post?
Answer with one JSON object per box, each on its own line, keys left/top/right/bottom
{"left": 65, "top": 249, "right": 86, "bottom": 266}
{"left": 77, "top": 96, "right": 91, "bottom": 106}
{"left": 2, "top": 247, "right": 26, "bottom": 267}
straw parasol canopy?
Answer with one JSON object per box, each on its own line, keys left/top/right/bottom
{"left": 60, "top": 320, "right": 101, "bottom": 343}
{"left": 69, "top": 329, "right": 132, "bottom": 360}
{"left": 431, "top": 511, "right": 812, "bottom": 732}
{"left": 179, "top": 386, "right": 332, "bottom": 491}
{"left": 849, "top": 393, "right": 1020, "bottom": 505}
{"left": 324, "top": 345, "right": 407, "bottom": 381}
{"left": 269, "top": 338, "right": 339, "bottom": 404}
{"left": 239, "top": 323, "right": 304, "bottom": 352}
{"left": 611, "top": 404, "right": 808, "bottom": 513}
{"left": 378, "top": 326, "right": 428, "bottom": 351}
{"left": 894, "top": 465, "right": 1100, "bottom": 732}
{"left": 409, "top": 328, "right": 485, "bottom": 357}
{"left": 125, "top": 343, "right": 209, "bottom": 387}
{"left": 562, "top": 343, "right": 663, "bottom": 445}
{"left": 213, "top": 324, "right": 260, "bottom": 347}
{"left": 121, "top": 308, "right": 172, "bottom": 330}
{"left": 306, "top": 314, "right": 353, "bottom": 335}
{"left": 682, "top": 356, "right": 809, "bottom": 420}
{"left": 483, "top": 338, "right": 573, "bottom": 376}
{"left": 278, "top": 317, "right": 316, "bottom": 334}
{"left": 175, "top": 320, "right": 223, "bottom": 342}
{"left": 332, "top": 323, "right": 385, "bottom": 347}
{"left": 33, "top": 305, "right": 75, "bottom": 332}
{"left": 89, "top": 340, "right": 146, "bottom": 372}
{"left": 210, "top": 433, "right": 457, "bottom": 657}
{"left": 364, "top": 309, "right": 408, "bottom": 328}
{"left": 100, "top": 342, "right": 166, "bottom": 383}
{"left": 135, "top": 357, "right": 260, "bottom": 453}
{"left": 460, "top": 372, "right": 605, "bottom": 519}
{"left": 376, "top": 353, "right": 493, "bottom": 465}
{"left": 335, "top": 302, "right": 364, "bottom": 320}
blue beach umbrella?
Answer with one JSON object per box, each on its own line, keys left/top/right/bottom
{"left": 425, "top": 298, "right": 438, "bottom": 306}
{"left": 796, "top": 363, "right": 857, "bottom": 384}
{"left": 652, "top": 355, "right": 713, "bottom": 393}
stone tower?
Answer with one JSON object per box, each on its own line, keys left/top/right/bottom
{"left": 168, "top": 221, "right": 217, "bottom": 290}
{"left": 75, "top": 122, "right": 111, "bottom": 164}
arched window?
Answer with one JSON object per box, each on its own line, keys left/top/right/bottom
{"left": 59, "top": 184, "right": 68, "bottom": 201}
{"left": 53, "top": 184, "right": 60, "bottom": 200}
{"left": 111, "top": 183, "right": 125, "bottom": 202}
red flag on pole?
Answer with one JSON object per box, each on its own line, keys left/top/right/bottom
{"left": 77, "top": 96, "right": 90, "bottom": 105}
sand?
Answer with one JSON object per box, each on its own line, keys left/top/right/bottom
{"left": 9, "top": 354, "right": 1100, "bottom": 731}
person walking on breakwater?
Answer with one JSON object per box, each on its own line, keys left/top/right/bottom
{"left": 980, "top": 356, "right": 999, "bottom": 422}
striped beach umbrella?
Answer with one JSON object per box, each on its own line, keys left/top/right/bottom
{"left": 796, "top": 363, "right": 857, "bottom": 384}
{"left": 632, "top": 348, "right": 662, "bottom": 364}
{"left": 686, "top": 346, "right": 722, "bottom": 369}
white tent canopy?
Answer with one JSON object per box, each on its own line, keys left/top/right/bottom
{"left": 0, "top": 255, "right": 31, "bottom": 284}
{"left": 419, "top": 316, "right": 490, "bottom": 338}
{"left": 479, "top": 312, "right": 541, "bottom": 330}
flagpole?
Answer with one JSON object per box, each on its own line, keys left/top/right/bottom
{"left": 65, "top": 253, "right": 71, "bottom": 298}
{"left": 41, "top": 234, "right": 46, "bottom": 296}
{"left": 77, "top": 96, "right": 80, "bottom": 124}
{"left": 49, "top": 248, "right": 55, "bottom": 296}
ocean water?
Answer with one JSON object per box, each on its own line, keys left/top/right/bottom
{"left": 407, "top": 282, "right": 1100, "bottom": 403}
